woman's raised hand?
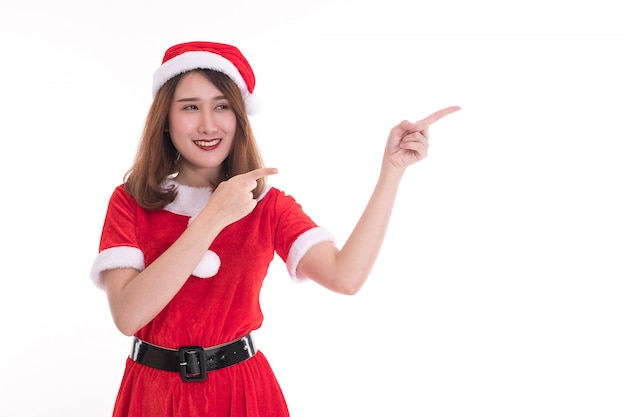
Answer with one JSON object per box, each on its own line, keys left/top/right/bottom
{"left": 384, "top": 106, "right": 460, "bottom": 169}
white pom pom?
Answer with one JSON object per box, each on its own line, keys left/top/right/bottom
{"left": 192, "top": 250, "right": 221, "bottom": 278}
{"left": 244, "top": 93, "right": 260, "bottom": 115}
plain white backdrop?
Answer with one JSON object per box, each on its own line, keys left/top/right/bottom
{"left": 1, "top": 0, "right": 624, "bottom": 416}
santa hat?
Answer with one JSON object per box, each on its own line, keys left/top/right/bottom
{"left": 152, "top": 41, "right": 259, "bottom": 114}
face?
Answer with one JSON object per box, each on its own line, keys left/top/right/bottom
{"left": 168, "top": 71, "right": 237, "bottom": 186}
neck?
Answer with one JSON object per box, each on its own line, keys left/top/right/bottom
{"left": 175, "top": 165, "right": 225, "bottom": 188}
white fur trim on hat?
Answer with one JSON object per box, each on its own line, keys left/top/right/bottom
{"left": 90, "top": 246, "right": 145, "bottom": 290}
{"left": 286, "top": 227, "right": 336, "bottom": 282}
{"left": 152, "top": 51, "right": 259, "bottom": 115}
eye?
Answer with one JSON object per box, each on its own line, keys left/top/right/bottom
{"left": 215, "top": 103, "right": 229, "bottom": 110}
{"left": 183, "top": 104, "right": 199, "bottom": 110}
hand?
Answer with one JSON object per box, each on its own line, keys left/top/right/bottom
{"left": 203, "top": 167, "right": 278, "bottom": 228}
{"left": 384, "top": 106, "right": 460, "bottom": 169}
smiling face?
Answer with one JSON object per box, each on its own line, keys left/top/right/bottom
{"left": 168, "top": 70, "right": 237, "bottom": 187}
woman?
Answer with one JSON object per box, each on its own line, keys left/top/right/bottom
{"left": 90, "top": 41, "right": 459, "bottom": 416}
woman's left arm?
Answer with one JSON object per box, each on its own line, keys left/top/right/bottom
{"left": 297, "top": 106, "right": 460, "bottom": 295}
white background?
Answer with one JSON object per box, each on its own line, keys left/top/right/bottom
{"left": 1, "top": 0, "right": 624, "bottom": 416}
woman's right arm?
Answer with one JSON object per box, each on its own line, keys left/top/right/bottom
{"left": 103, "top": 167, "right": 277, "bottom": 336}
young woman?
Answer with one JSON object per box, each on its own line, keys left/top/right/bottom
{"left": 90, "top": 41, "right": 459, "bottom": 417}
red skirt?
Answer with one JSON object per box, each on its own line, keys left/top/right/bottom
{"left": 111, "top": 351, "right": 290, "bottom": 417}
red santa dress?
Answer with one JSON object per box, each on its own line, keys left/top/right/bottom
{"left": 90, "top": 179, "right": 334, "bottom": 417}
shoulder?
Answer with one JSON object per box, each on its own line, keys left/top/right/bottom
{"left": 100, "top": 184, "right": 142, "bottom": 222}
{"left": 107, "top": 183, "right": 137, "bottom": 206}
{"left": 255, "top": 186, "right": 314, "bottom": 225}
{"left": 257, "top": 186, "right": 300, "bottom": 207}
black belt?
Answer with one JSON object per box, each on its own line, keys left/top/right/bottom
{"left": 130, "top": 334, "right": 256, "bottom": 382}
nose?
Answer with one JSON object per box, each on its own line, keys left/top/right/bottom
{"left": 198, "top": 109, "right": 218, "bottom": 134}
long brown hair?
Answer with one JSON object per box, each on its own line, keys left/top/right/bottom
{"left": 124, "top": 69, "right": 266, "bottom": 209}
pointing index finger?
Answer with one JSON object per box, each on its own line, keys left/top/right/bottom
{"left": 422, "top": 106, "right": 461, "bottom": 126}
{"left": 244, "top": 167, "right": 279, "bottom": 181}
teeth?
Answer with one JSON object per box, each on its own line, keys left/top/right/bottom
{"left": 194, "top": 139, "right": 220, "bottom": 147}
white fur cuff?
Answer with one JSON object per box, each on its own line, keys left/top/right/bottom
{"left": 90, "top": 246, "right": 145, "bottom": 290}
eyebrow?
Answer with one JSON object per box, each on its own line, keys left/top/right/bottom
{"left": 175, "top": 95, "right": 227, "bottom": 102}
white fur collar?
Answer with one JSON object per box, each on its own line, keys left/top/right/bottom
{"left": 163, "top": 179, "right": 271, "bottom": 219}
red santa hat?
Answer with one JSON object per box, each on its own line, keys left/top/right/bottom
{"left": 152, "top": 41, "right": 259, "bottom": 114}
